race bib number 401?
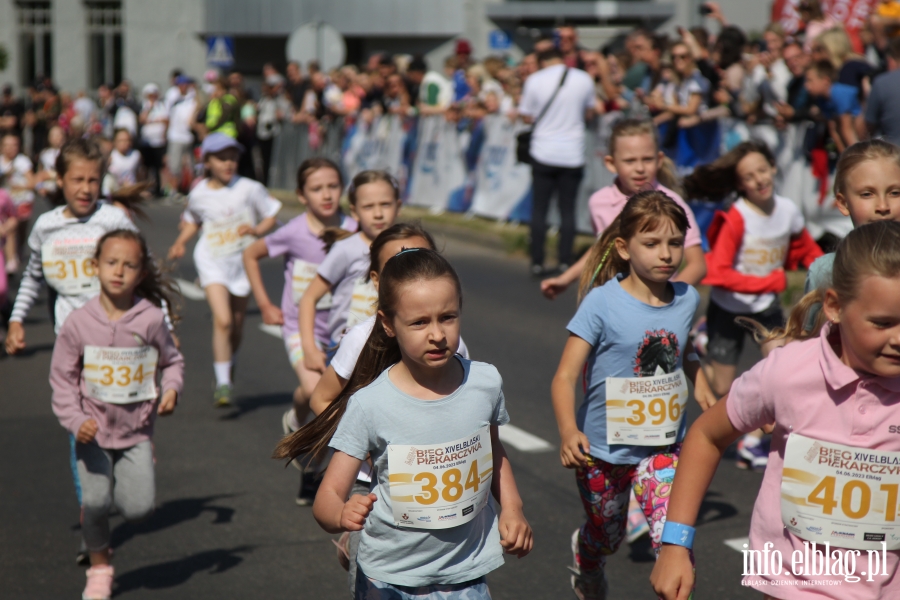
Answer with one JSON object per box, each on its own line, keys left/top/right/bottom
{"left": 782, "top": 433, "right": 900, "bottom": 550}
{"left": 204, "top": 210, "right": 253, "bottom": 258}
{"left": 606, "top": 370, "right": 688, "bottom": 446}
{"left": 387, "top": 426, "right": 493, "bottom": 529}
{"left": 83, "top": 346, "right": 159, "bottom": 404}
{"left": 41, "top": 238, "right": 99, "bottom": 295}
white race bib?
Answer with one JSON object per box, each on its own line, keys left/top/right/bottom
{"left": 606, "top": 369, "right": 688, "bottom": 446}
{"left": 782, "top": 433, "right": 900, "bottom": 550}
{"left": 291, "top": 259, "right": 332, "bottom": 309}
{"left": 41, "top": 238, "right": 100, "bottom": 295}
{"left": 83, "top": 345, "right": 159, "bottom": 404}
{"left": 345, "top": 278, "right": 378, "bottom": 329}
{"left": 387, "top": 426, "right": 493, "bottom": 529}
{"left": 203, "top": 209, "right": 254, "bottom": 258}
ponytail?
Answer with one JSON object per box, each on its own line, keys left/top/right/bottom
{"left": 735, "top": 289, "right": 827, "bottom": 346}
{"left": 108, "top": 181, "right": 152, "bottom": 221}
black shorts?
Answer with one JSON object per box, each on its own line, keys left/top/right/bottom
{"left": 706, "top": 300, "right": 783, "bottom": 366}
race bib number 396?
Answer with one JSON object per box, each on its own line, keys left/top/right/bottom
{"left": 203, "top": 210, "right": 254, "bottom": 258}
{"left": 782, "top": 433, "right": 900, "bottom": 550}
{"left": 41, "top": 238, "right": 99, "bottom": 295}
{"left": 83, "top": 345, "right": 159, "bottom": 404}
{"left": 387, "top": 426, "right": 493, "bottom": 529}
{"left": 606, "top": 370, "right": 688, "bottom": 446}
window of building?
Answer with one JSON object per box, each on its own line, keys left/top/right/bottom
{"left": 86, "top": 0, "right": 122, "bottom": 88}
{"left": 16, "top": 1, "right": 52, "bottom": 87}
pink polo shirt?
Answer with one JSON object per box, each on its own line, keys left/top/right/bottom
{"left": 587, "top": 180, "right": 702, "bottom": 248}
{"left": 726, "top": 324, "right": 900, "bottom": 598}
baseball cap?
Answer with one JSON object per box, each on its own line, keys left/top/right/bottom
{"left": 142, "top": 83, "right": 160, "bottom": 96}
{"left": 455, "top": 39, "right": 472, "bottom": 55}
{"left": 175, "top": 75, "right": 194, "bottom": 86}
{"left": 201, "top": 133, "right": 244, "bottom": 157}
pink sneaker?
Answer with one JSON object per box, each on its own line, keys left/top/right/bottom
{"left": 82, "top": 565, "right": 114, "bottom": 600}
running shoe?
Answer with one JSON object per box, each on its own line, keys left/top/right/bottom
{"left": 76, "top": 537, "right": 90, "bottom": 566}
{"left": 736, "top": 436, "right": 769, "bottom": 471}
{"left": 82, "top": 565, "right": 114, "bottom": 600}
{"left": 296, "top": 471, "right": 322, "bottom": 506}
{"left": 213, "top": 384, "right": 233, "bottom": 407}
{"left": 625, "top": 494, "right": 650, "bottom": 543}
{"left": 569, "top": 529, "right": 608, "bottom": 600}
{"left": 281, "top": 409, "right": 303, "bottom": 471}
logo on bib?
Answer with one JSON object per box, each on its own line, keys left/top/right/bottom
{"left": 462, "top": 505, "right": 474, "bottom": 516}
{"left": 439, "top": 513, "right": 457, "bottom": 522}
{"left": 832, "top": 530, "right": 855, "bottom": 540}
{"left": 865, "top": 533, "right": 886, "bottom": 542}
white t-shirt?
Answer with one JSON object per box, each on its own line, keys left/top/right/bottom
{"left": 518, "top": 63, "right": 595, "bottom": 168}
{"left": 164, "top": 86, "right": 182, "bottom": 112}
{"left": 710, "top": 194, "right": 805, "bottom": 314}
{"left": 39, "top": 147, "right": 59, "bottom": 173}
{"left": 113, "top": 105, "right": 138, "bottom": 137}
{"left": 141, "top": 101, "right": 169, "bottom": 148}
{"left": 167, "top": 93, "right": 196, "bottom": 144}
{"left": 1, "top": 154, "right": 34, "bottom": 206}
{"left": 331, "top": 314, "right": 471, "bottom": 380}
{"left": 106, "top": 149, "right": 141, "bottom": 193}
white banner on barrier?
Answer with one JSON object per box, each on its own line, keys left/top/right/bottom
{"left": 407, "top": 115, "right": 466, "bottom": 213}
{"left": 470, "top": 115, "right": 532, "bottom": 221}
{"left": 343, "top": 115, "right": 408, "bottom": 185}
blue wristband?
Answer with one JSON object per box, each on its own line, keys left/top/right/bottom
{"left": 661, "top": 521, "right": 695, "bottom": 549}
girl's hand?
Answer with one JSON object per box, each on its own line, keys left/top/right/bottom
{"left": 170, "top": 332, "right": 182, "bottom": 350}
{"left": 650, "top": 544, "right": 695, "bottom": 600}
{"left": 76, "top": 419, "right": 99, "bottom": 444}
{"left": 693, "top": 377, "right": 717, "bottom": 412}
{"left": 540, "top": 276, "right": 570, "bottom": 300}
{"left": 167, "top": 242, "right": 185, "bottom": 260}
{"left": 237, "top": 224, "right": 255, "bottom": 237}
{"left": 261, "top": 303, "right": 284, "bottom": 326}
{"left": 498, "top": 507, "right": 533, "bottom": 557}
{"left": 5, "top": 322, "right": 25, "bottom": 355}
{"left": 303, "top": 345, "right": 327, "bottom": 374}
{"left": 560, "top": 428, "right": 590, "bottom": 468}
{"left": 158, "top": 390, "right": 178, "bottom": 416}
{"left": 340, "top": 493, "right": 377, "bottom": 531}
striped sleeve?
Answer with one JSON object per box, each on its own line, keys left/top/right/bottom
{"left": 9, "top": 248, "right": 45, "bottom": 323}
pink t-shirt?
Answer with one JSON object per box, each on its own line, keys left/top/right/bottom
{"left": 264, "top": 213, "right": 356, "bottom": 342}
{"left": 726, "top": 325, "right": 900, "bottom": 598}
{"left": 587, "top": 181, "right": 702, "bottom": 249}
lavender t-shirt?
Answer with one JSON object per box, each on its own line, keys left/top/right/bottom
{"left": 317, "top": 232, "right": 371, "bottom": 344}
{"left": 264, "top": 213, "right": 356, "bottom": 343}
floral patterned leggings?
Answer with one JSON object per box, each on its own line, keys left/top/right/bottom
{"left": 574, "top": 445, "right": 689, "bottom": 573}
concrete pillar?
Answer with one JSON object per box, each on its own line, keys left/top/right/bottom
{"left": 53, "top": 0, "right": 89, "bottom": 93}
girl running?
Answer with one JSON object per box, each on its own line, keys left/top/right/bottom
{"left": 551, "top": 190, "right": 715, "bottom": 600}
{"left": 167, "top": 133, "right": 281, "bottom": 407}
{"left": 51, "top": 229, "right": 184, "bottom": 600}
{"left": 277, "top": 248, "right": 532, "bottom": 598}
{"left": 1, "top": 132, "right": 36, "bottom": 272}
{"left": 685, "top": 141, "right": 822, "bottom": 470}
{"left": 35, "top": 125, "right": 65, "bottom": 199}
{"left": 541, "top": 118, "right": 706, "bottom": 300}
{"left": 103, "top": 128, "right": 142, "bottom": 196}
{"left": 242, "top": 158, "right": 356, "bottom": 500}
{"left": 0, "top": 185, "right": 15, "bottom": 308}
{"left": 298, "top": 170, "right": 401, "bottom": 374}
{"left": 651, "top": 220, "right": 900, "bottom": 600}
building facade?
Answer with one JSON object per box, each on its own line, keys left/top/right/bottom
{"left": 0, "top": 0, "right": 770, "bottom": 93}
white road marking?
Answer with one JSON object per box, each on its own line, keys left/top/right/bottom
{"left": 724, "top": 537, "right": 749, "bottom": 552}
{"left": 258, "top": 323, "right": 283, "bottom": 339}
{"left": 175, "top": 278, "right": 206, "bottom": 301}
{"left": 499, "top": 424, "right": 554, "bottom": 453}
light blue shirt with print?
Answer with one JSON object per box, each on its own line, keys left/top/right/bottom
{"left": 567, "top": 275, "right": 700, "bottom": 464}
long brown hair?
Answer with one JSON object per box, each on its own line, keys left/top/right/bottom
{"left": 322, "top": 169, "right": 401, "bottom": 251}
{"left": 94, "top": 229, "right": 182, "bottom": 323}
{"left": 683, "top": 140, "right": 775, "bottom": 201}
{"left": 608, "top": 118, "right": 682, "bottom": 196}
{"left": 366, "top": 221, "right": 437, "bottom": 282}
{"left": 274, "top": 249, "right": 462, "bottom": 462}
{"left": 577, "top": 190, "right": 690, "bottom": 301}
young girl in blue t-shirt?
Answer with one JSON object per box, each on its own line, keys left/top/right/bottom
{"left": 551, "top": 190, "right": 716, "bottom": 599}
{"left": 276, "top": 249, "right": 532, "bottom": 599}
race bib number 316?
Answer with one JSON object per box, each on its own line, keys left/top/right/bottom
{"left": 41, "top": 238, "right": 99, "bottom": 295}
{"left": 83, "top": 345, "right": 159, "bottom": 404}
{"left": 782, "top": 433, "right": 900, "bottom": 550}
{"left": 606, "top": 370, "right": 688, "bottom": 446}
{"left": 387, "top": 426, "right": 493, "bottom": 529}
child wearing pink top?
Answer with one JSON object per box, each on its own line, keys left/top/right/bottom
{"left": 50, "top": 230, "right": 183, "bottom": 600}
{"left": 651, "top": 220, "right": 900, "bottom": 600}
{"left": 0, "top": 188, "right": 16, "bottom": 304}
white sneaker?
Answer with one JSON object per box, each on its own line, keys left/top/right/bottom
{"left": 569, "top": 529, "right": 608, "bottom": 600}
{"left": 282, "top": 409, "right": 303, "bottom": 471}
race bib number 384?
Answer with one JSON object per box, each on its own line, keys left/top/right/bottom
{"left": 387, "top": 426, "right": 493, "bottom": 529}
{"left": 83, "top": 345, "right": 159, "bottom": 404}
{"left": 606, "top": 370, "right": 688, "bottom": 446}
{"left": 782, "top": 433, "right": 900, "bottom": 550}
{"left": 41, "top": 238, "right": 99, "bottom": 295}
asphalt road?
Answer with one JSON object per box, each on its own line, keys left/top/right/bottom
{"left": 1, "top": 199, "right": 765, "bottom": 599}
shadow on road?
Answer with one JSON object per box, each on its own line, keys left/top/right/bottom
{"left": 110, "top": 494, "right": 236, "bottom": 549}
{"left": 218, "top": 392, "right": 292, "bottom": 421}
{"left": 113, "top": 545, "right": 253, "bottom": 595}
{"left": 697, "top": 490, "right": 739, "bottom": 525}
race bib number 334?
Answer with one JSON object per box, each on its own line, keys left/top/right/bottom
{"left": 782, "top": 433, "right": 900, "bottom": 550}
{"left": 606, "top": 370, "right": 688, "bottom": 446}
{"left": 83, "top": 345, "right": 159, "bottom": 404}
{"left": 387, "top": 426, "right": 493, "bottom": 529}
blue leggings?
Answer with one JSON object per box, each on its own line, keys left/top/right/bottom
{"left": 70, "top": 433, "right": 82, "bottom": 504}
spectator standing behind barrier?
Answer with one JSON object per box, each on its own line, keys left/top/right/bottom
{"left": 519, "top": 47, "right": 596, "bottom": 276}
{"left": 256, "top": 75, "right": 289, "bottom": 186}
{"left": 204, "top": 78, "right": 240, "bottom": 139}
{"left": 805, "top": 59, "right": 862, "bottom": 152}
{"left": 866, "top": 38, "right": 900, "bottom": 146}
{"left": 138, "top": 83, "right": 168, "bottom": 196}
{"left": 0, "top": 85, "right": 24, "bottom": 138}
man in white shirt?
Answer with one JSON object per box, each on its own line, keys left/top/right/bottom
{"left": 519, "top": 47, "right": 596, "bottom": 275}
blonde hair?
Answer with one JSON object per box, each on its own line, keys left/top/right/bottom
{"left": 833, "top": 139, "right": 900, "bottom": 198}
{"left": 578, "top": 190, "right": 690, "bottom": 301}
{"left": 814, "top": 27, "right": 854, "bottom": 69}
{"left": 608, "top": 118, "right": 682, "bottom": 195}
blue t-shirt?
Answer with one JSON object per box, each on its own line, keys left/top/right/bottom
{"left": 567, "top": 275, "right": 700, "bottom": 464}
{"left": 330, "top": 357, "right": 509, "bottom": 587}
{"left": 818, "top": 83, "right": 861, "bottom": 119}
